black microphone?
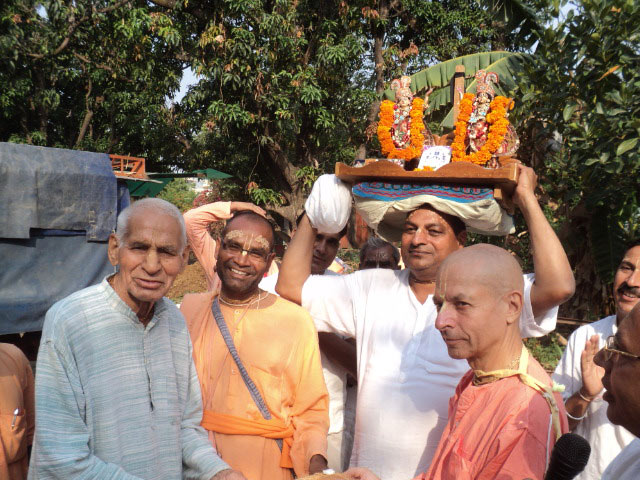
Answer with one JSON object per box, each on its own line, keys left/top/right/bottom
{"left": 543, "top": 433, "right": 591, "bottom": 480}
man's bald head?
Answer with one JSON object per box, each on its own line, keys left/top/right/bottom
{"left": 434, "top": 244, "right": 525, "bottom": 367}
{"left": 438, "top": 244, "right": 524, "bottom": 298}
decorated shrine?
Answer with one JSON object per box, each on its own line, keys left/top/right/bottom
{"left": 336, "top": 65, "right": 522, "bottom": 240}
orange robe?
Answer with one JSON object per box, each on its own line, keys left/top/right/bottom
{"left": 418, "top": 354, "right": 569, "bottom": 480}
{"left": 0, "top": 343, "right": 35, "bottom": 480}
{"left": 181, "top": 292, "right": 329, "bottom": 480}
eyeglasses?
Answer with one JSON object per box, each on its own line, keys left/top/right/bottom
{"left": 221, "top": 240, "right": 271, "bottom": 262}
{"left": 602, "top": 335, "right": 640, "bottom": 362}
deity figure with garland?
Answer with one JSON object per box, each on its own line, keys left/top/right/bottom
{"left": 453, "top": 70, "right": 519, "bottom": 168}
{"left": 377, "top": 76, "right": 434, "bottom": 162}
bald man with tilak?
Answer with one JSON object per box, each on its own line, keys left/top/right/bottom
{"left": 345, "top": 244, "right": 569, "bottom": 480}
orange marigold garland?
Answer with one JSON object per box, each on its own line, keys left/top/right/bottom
{"left": 451, "top": 93, "right": 513, "bottom": 166}
{"left": 377, "top": 98, "right": 425, "bottom": 160}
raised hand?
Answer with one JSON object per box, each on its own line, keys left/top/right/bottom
{"left": 581, "top": 334, "right": 605, "bottom": 398}
{"left": 511, "top": 163, "right": 538, "bottom": 210}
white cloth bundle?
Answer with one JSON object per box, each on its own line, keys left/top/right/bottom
{"left": 305, "top": 174, "right": 352, "bottom": 234}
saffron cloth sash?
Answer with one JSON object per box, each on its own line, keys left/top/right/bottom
{"left": 201, "top": 410, "right": 295, "bottom": 469}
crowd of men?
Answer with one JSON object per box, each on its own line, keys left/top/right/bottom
{"left": 1, "top": 164, "right": 640, "bottom": 480}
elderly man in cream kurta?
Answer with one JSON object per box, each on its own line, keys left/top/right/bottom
{"left": 29, "top": 198, "right": 242, "bottom": 480}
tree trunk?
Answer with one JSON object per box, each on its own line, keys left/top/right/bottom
{"left": 355, "top": 0, "right": 389, "bottom": 161}
{"left": 34, "top": 69, "right": 48, "bottom": 143}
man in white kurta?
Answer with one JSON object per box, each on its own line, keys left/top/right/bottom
{"left": 276, "top": 166, "right": 575, "bottom": 479}
{"left": 553, "top": 243, "right": 640, "bottom": 479}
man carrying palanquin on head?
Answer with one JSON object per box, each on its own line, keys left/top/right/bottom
{"left": 276, "top": 165, "right": 575, "bottom": 479}
{"left": 29, "top": 198, "right": 242, "bottom": 480}
{"left": 345, "top": 245, "right": 569, "bottom": 480}
{"left": 180, "top": 210, "right": 330, "bottom": 480}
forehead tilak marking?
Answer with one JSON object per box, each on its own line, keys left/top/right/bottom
{"left": 224, "top": 230, "right": 270, "bottom": 251}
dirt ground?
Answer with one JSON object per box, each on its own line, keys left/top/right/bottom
{"left": 167, "top": 261, "right": 209, "bottom": 304}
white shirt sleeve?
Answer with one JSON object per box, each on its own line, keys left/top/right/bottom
{"left": 301, "top": 273, "right": 357, "bottom": 338}
{"left": 552, "top": 325, "right": 585, "bottom": 400}
{"left": 519, "top": 272, "right": 559, "bottom": 338}
{"left": 258, "top": 273, "right": 278, "bottom": 295}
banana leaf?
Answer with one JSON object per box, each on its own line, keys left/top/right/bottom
{"left": 382, "top": 51, "right": 527, "bottom": 129}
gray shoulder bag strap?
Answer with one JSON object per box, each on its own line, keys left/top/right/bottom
{"left": 211, "top": 298, "right": 295, "bottom": 476}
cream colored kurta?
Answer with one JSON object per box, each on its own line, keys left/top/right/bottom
{"left": 181, "top": 292, "right": 329, "bottom": 480}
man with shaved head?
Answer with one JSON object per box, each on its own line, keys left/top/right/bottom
{"left": 180, "top": 210, "right": 330, "bottom": 480}
{"left": 345, "top": 244, "right": 568, "bottom": 480}
{"left": 424, "top": 245, "right": 568, "bottom": 479}
{"left": 29, "top": 198, "right": 243, "bottom": 480}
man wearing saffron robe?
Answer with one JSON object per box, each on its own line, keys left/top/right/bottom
{"left": 29, "top": 198, "right": 241, "bottom": 480}
{"left": 345, "top": 244, "right": 569, "bottom": 480}
{"left": 185, "top": 202, "right": 354, "bottom": 472}
{"left": 276, "top": 165, "right": 575, "bottom": 479}
{"left": 0, "top": 343, "right": 34, "bottom": 480}
{"left": 180, "top": 210, "right": 330, "bottom": 480}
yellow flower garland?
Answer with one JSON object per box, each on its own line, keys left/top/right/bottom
{"left": 451, "top": 93, "right": 513, "bottom": 166}
{"left": 377, "top": 97, "right": 425, "bottom": 160}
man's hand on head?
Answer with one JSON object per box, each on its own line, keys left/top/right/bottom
{"left": 309, "top": 454, "right": 328, "bottom": 474}
{"left": 230, "top": 202, "right": 266, "bottom": 218}
{"left": 210, "top": 468, "right": 248, "bottom": 480}
{"left": 581, "top": 334, "right": 605, "bottom": 398}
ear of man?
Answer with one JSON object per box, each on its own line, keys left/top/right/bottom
{"left": 503, "top": 290, "right": 524, "bottom": 325}
{"left": 107, "top": 233, "right": 120, "bottom": 266}
{"left": 179, "top": 245, "right": 190, "bottom": 274}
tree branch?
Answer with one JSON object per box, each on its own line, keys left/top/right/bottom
{"left": 27, "top": 0, "right": 131, "bottom": 59}
{"left": 73, "top": 52, "right": 133, "bottom": 82}
{"left": 76, "top": 76, "right": 93, "bottom": 146}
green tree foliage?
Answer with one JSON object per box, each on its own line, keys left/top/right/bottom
{"left": 0, "top": 0, "right": 184, "bottom": 157}
{"left": 1, "top": 0, "right": 533, "bottom": 226}
{"left": 518, "top": 0, "right": 640, "bottom": 319}
{"left": 157, "top": 0, "right": 533, "bottom": 223}
{"left": 157, "top": 178, "right": 197, "bottom": 212}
